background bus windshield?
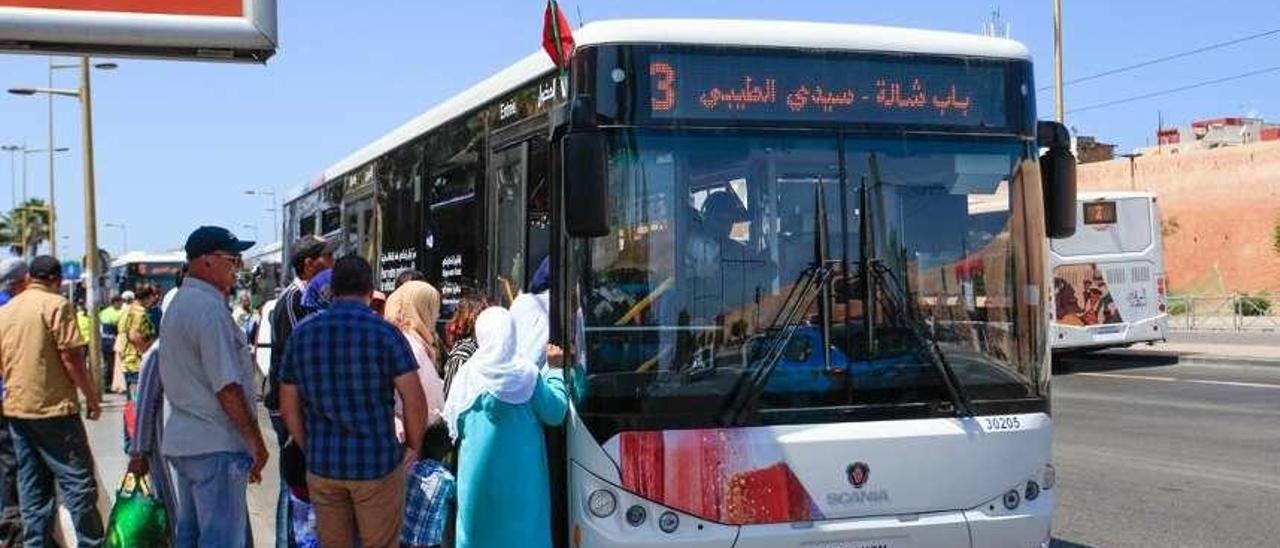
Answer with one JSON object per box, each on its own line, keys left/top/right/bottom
{"left": 113, "top": 262, "right": 184, "bottom": 295}
{"left": 570, "top": 131, "right": 1048, "bottom": 428}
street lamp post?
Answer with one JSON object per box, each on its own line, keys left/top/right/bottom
{"left": 243, "top": 189, "right": 279, "bottom": 242}
{"left": 44, "top": 58, "right": 103, "bottom": 258}
{"left": 9, "top": 57, "right": 117, "bottom": 390}
{"left": 2, "top": 144, "right": 68, "bottom": 257}
{"left": 20, "top": 145, "right": 70, "bottom": 205}
{"left": 105, "top": 222, "right": 127, "bottom": 253}
{"left": 241, "top": 223, "right": 260, "bottom": 243}
{"left": 1053, "top": 0, "right": 1065, "bottom": 123}
{"left": 1, "top": 144, "right": 19, "bottom": 207}
{"left": 1120, "top": 153, "right": 1142, "bottom": 191}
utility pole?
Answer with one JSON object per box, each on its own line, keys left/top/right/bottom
{"left": 48, "top": 57, "right": 56, "bottom": 257}
{"left": 1053, "top": 0, "right": 1065, "bottom": 123}
{"left": 81, "top": 56, "right": 103, "bottom": 386}
{"left": 1, "top": 145, "right": 16, "bottom": 208}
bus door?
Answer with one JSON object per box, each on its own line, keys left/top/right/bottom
{"left": 488, "top": 136, "right": 551, "bottom": 307}
{"left": 344, "top": 195, "right": 377, "bottom": 261}
{"left": 489, "top": 131, "right": 562, "bottom": 545}
{"left": 490, "top": 142, "right": 528, "bottom": 306}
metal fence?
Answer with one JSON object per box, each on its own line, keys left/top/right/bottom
{"left": 1166, "top": 294, "right": 1280, "bottom": 331}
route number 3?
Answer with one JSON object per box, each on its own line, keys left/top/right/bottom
{"left": 650, "top": 62, "right": 676, "bottom": 112}
{"left": 983, "top": 416, "right": 1022, "bottom": 431}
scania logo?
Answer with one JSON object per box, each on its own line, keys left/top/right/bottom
{"left": 846, "top": 462, "right": 870, "bottom": 488}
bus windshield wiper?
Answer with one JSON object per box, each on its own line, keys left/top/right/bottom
{"left": 723, "top": 182, "right": 835, "bottom": 425}
{"left": 722, "top": 263, "right": 833, "bottom": 425}
{"left": 861, "top": 153, "right": 972, "bottom": 417}
{"left": 867, "top": 260, "right": 973, "bottom": 416}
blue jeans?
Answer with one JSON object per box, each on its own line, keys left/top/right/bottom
{"left": 121, "top": 372, "right": 141, "bottom": 451}
{"left": 8, "top": 416, "right": 104, "bottom": 548}
{"left": 100, "top": 337, "right": 116, "bottom": 391}
{"left": 0, "top": 416, "right": 23, "bottom": 546}
{"left": 123, "top": 372, "right": 140, "bottom": 403}
{"left": 168, "top": 452, "right": 253, "bottom": 548}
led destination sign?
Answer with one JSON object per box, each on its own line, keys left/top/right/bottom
{"left": 645, "top": 53, "right": 1010, "bottom": 128}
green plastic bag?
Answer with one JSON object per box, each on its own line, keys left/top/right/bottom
{"left": 106, "top": 473, "right": 169, "bottom": 548}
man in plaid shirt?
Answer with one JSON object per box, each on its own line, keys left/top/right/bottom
{"left": 278, "top": 256, "right": 428, "bottom": 548}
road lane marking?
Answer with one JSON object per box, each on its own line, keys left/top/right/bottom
{"left": 1078, "top": 372, "right": 1280, "bottom": 390}
{"left": 1184, "top": 379, "right": 1280, "bottom": 390}
{"left": 1078, "top": 372, "right": 1178, "bottom": 382}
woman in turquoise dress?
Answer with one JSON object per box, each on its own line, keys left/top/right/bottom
{"left": 441, "top": 306, "right": 568, "bottom": 548}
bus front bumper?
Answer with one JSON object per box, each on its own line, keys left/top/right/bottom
{"left": 1052, "top": 313, "right": 1169, "bottom": 352}
{"left": 571, "top": 462, "right": 1055, "bottom": 548}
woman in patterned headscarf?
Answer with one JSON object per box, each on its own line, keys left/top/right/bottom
{"left": 384, "top": 281, "right": 446, "bottom": 424}
{"left": 385, "top": 281, "right": 453, "bottom": 548}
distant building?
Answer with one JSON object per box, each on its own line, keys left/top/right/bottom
{"left": 1073, "top": 135, "right": 1117, "bottom": 164}
{"left": 1149, "top": 117, "right": 1280, "bottom": 154}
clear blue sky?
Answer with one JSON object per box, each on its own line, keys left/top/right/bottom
{"left": 1, "top": 0, "right": 1277, "bottom": 258}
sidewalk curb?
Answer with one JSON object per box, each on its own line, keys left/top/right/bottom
{"left": 1173, "top": 354, "right": 1280, "bottom": 368}
{"left": 1108, "top": 349, "right": 1280, "bottom": 368}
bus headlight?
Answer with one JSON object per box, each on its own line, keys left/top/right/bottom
{"left": 625, "top": 505, "right": 647, "bottom": 527}
{"left": 658, "top": 511, "right": 680, "bottom": 533}
{"left": 588, "top": 489, "right": 617, "bottom": 518}
{"left": 1002, "top": 489, "right": 1021, "bottom": 510}
{"left": 1025, "top": 480, "right": 1041, "bottom": 501}
{"left": 1042, "top": 464, "right": 1056, "bottom": 490}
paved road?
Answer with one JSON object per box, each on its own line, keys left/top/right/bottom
{"left": 1050, "top": 353, "right": 1280, "bottom": 548}
{"left": 77, "top": 352, "right": 1279, "bottom": 547}
{"left": 1166, "top": 330, "right": 1280, "bottom": 347}
{"left": 85, "top": 395, "right": 279, "bottom": 544}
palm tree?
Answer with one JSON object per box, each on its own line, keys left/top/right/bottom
{"left": 0, "top": 198, "right": 52, "bottom": 259}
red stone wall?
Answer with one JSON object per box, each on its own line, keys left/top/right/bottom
{"left": 1076, "top": 141, "right": 1280, "bottom": 294}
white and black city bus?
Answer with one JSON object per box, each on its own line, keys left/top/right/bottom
{"left": 1049, "top": 191, "right": 1168, "bottom": 352}
{"left": 281, "top": 19, "right": 1077, "bottom": 548}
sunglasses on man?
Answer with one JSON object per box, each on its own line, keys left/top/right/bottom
{"left": 208, "top": 252, "right": 244, "bottom": 269}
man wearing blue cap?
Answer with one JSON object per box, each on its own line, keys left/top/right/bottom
{"left": 159, "top": 226, "right": 266, "bottom": 547}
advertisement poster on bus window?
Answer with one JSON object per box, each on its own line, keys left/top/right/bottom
{"left": 1053, "top": 264, "right": 1122, "bottom": 326}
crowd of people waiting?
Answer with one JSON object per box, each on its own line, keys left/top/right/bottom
{"left": 0, "top": 224, "right": 567, "bottom": 548}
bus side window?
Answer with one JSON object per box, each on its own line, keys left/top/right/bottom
{"left": 526, "top": 137, "right": 551, "bottom": 286}
{"left": 491, "top": 142, "right": 528, "bottom": 306}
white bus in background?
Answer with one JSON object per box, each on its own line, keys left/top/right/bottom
{"left": 1050, "top": 191, "right": 1168, "bottom": 352}
{"left": 106, "top": 251, "right": 187, "bottom": 300}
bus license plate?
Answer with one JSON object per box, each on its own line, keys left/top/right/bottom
{"left": 805, "top": 540, "right": 907, "bottom": 548}
{"left": 1093, "top": 325, "right": 1124, "bottom": 336}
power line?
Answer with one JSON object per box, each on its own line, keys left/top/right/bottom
{"left": 1067, "top": 65, "right": 1280, "bottom": 114}
{"left": 1037, "top": 27, "right": 1280, "bottom": 92}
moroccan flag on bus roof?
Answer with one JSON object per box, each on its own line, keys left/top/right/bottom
{"left": 542, "top": 0, "right": 575, "bottom": 69}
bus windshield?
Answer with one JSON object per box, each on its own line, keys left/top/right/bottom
{"left": 570, "top": 130, "right": 1047, "bottom": 429}
{"left": 112, "top": 262, "right": 184, "bottom": 296}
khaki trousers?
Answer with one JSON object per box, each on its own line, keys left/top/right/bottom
{"left": 307, "top": 465, "right": 407, "bottom": 548}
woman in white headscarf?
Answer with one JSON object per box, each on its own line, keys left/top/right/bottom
{"left": 509, "top": 256, "right": 552, "bottom": 366}
{"left": 441, "top": 307, "right": 567, "bottom": 548}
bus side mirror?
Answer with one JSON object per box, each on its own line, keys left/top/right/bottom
{"left": 1038, "top": 121, "right": 1077, "bottom": 239}
{"left": 562, "top": 131, "right": 610, "bottom": 237}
